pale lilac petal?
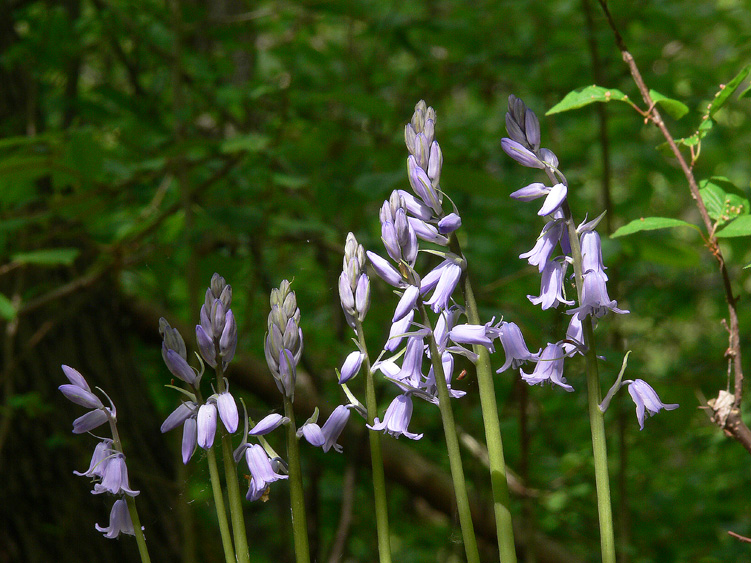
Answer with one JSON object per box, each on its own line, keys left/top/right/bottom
{"left": 197, "top": 403, "right": 217, "bottom": 449}
{"left": 320, "top": 405, "right": 351, "bottom": 453}
{"left": 216, "top": 391, "right": 239, "bottom": 433}
{"left": 161, "top": 402, "right": 196, "bottom": 433}
{"left": 59, "top": 384, "right": 103, "bottom": 409}
{"left": 538, "top": 183, "right": 567, "bottom": 216}
{"left": 366, "top": 251, "right": 403, "bottom": 287}
{"left": 338, "top": 351, "right": 365, "bottom": 384}
{"left": 95, "top": 499, "right": 134, "bottom": 539}
{"left": 393, "top": 285, "right": 420, "bottom": 322}
{"left": 72, "top": 409, "right": 108, "bottom": 434}
{"left": 249, "top": 413, "right": 287, "bottom": 436}
{"left": 62, "top": 365, "right": 90, "bottom": 390}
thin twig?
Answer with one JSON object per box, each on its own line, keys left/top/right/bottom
{"left": 597, "top": 0, "right": 748, "bottom": 449}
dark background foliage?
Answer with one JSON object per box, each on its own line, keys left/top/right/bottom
{"left": 1, "top": 1, "right": 750, "bottom": 562}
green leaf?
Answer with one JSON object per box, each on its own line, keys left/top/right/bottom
{"left": 709, "top": 64, "right": 751, "bottom": 117}
{"left": 11, "top": 248, "right": 80, "bottom": 266}
{"left": 699, "top": 177, "right": 749, "bottom": 225}
{"left": 715, "top": 215, "right": 751, "bottom": 238}
{"left": 649, "top": 89, "right": 689, "bottom": 120}
{"left": 675, "top": 118, "right": 713, "bottom": 148}
{"left": 546, "top": 85, "right": 630, "bottom": 115}
{"left": 0, "top": 293, "right": 16, "bottom": 321}
{"left": 611, "top": 217, "right": 699, "bottom": 238}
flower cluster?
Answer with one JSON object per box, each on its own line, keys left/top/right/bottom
{"left": 502, "top": 94, "right": 676, "bottom": 425}
{"left": 59, "top": 365, "right": 138, "bottom": 539}
{"left": 360, "top": 101, "right": 512, "bottom": 439}
{"left": 160, "top": 274, "right": 239, "bottom": 464}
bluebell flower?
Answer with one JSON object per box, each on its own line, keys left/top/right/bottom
{"left": 627, "top": 379, "right": 678, "bottom": 430}
{"left": 567, "top": 269, "right": 628, "bottom": 320}
{"left": 160, "top": 401, "right": 198, "bottom": 463}
{"left": 366, "top": 251, "right": 404, "bottom": 288}
{"left": 501, "top": 138, "right": 544, "bottom": 169}
{"left": 197, "top": 402, "right": 217, "bottom": 449}
{"left": 338, "top": 351, "right": 365, "bottom": 384}
{"left": 320, "top": 405, "right": 352, "bottom": 453}
{"left": 438, "top": 213, "right": 462, "bottom": 235}
{"left": 182, "top": 417, "right": 197, "bottom": 464}
{"left": 408, "top": 217, "right": 449, "bottom": 245}
{"left": 520, "top": 342, "right": 573, "bottom": 392}
{"left": 527, "top": 259, "right": 574, "bottom": 310}
{"left": 561, "top": 314, "right": 587, "bottom": 357}
{"left": 496, "top": 322, "right": 540, "bottom": 373}
{"left": 393, "top": 285, "right": 420, "bottom": 322}
{"left": 72, "top": 409, "right": 109, "bottom": 434}
{"left": 449, "top": 320, "right": 501, "bottom": 353}
{"left": 397, "top": 189, "right": 433, "bottom": 221}
{"left": 385, "top": 310, "right": 414, "bottom": 352}
{"left": 519, "top": 220, "right": 564, "bottom": 273}
{"left": 580, "top": 230, "right": 608, "bottom": 281}
{"left": 92, "top": 453, "right": 139, "bottom": 496}
{"left": 74, "top": 439, "right": 113, "bottom": 478}
{"left": 215, "top": 388, "right": 239, "bottom": 433}
{"left": 423, "top": 259, "right": 463, "bottom": 313}
{"left": 368, "top": 394, "right": 423, "bottom": 440}
{"left": 245, "top": 444, "right": 288, "bottom": 501}
{"left": 298, "top": 421, "right": 325, "bottom": 447}
{"left": 249, "top": 413, "right": 288, "bottom": 436}
{"left": 95, "top": 499, "right": 134, "bottom": 539}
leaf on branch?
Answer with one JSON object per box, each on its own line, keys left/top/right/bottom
{"left": 11, "top": 248, "right": 80, "bottom": 266}
{"left": 715, "top": 215, "right": 751, "bottom": 238}
{"left": 649, "top": 89, "right": 689, "bottom": 120}
{"left": 546, "top": 85, "right": 630, "bottom": 115}
{"left": 699, "top": 177, "right": 749, "bottom": 226}
{"left": 709, "top": 64, "right": 751, "bottom": 117}
{"left": 674, "top": 118, "right": 713, "bottom": 148}
{"left": 611, "top": 217, "right": 699, "bottom": 238}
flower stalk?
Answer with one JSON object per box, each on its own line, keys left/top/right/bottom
{"left": 284, "top": 394, "right": 311, "bottom": 563}
{"left": 453, "top": 253, "right": 517, "bottom": 563}
{"left": 419, "top": 303, "right": 480, "bottom": 563}
{"left": 357, "top": 319, "right": 393, "bottom": 563}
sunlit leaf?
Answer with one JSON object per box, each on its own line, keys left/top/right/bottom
{"left": 715, "top": 215, "right": 751, "bottom": 238}
{"left": 611, "top": 217, "right": 699, "bottom": 238}
{"left": 709, "top": 64, "right": 751, "bottom": 117}
{"left": 546, "top": 85, "right": 630, "bottom": 115}
{"left": 649, "top": 89, "right": 689, "bottom": 120}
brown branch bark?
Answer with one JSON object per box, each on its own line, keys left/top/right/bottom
{"left": 597, "top": 0, "right": 748, "bottom": 450}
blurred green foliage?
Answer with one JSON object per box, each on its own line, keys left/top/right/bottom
{"left": 2, "top": 0, "right": 751, "bottom": 562}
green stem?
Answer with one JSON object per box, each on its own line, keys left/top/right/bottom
{"left": 419, "top": 303, "right": 480, "bottom": 563}
{"left": 221, "top": 430, "right": 251, "bottom": 563}
{"left": 215, "top": 364, "right": 251, "bottom": 563}
{"left": 583, "top": 323, "right": 616, "bottom": 563}
{"left": 356, "top": 319, "right": 393, "bottom": 563}
{"left": 562, "top": 201, "right": 616, "bottom": 563}
{"left": 125, "top": 495, "right": 152, "bottom": 563}
{"left": 206, "top": 446, "right": 237, "bottom": 563}
{"left": 107, "top": 415, "right": 152, "bottom": 562}
{"left": 283, "top": 395, "right": 311, "bottom": 563}
{"left": 449, "top": 237, "right": 518, "bottom": 563}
